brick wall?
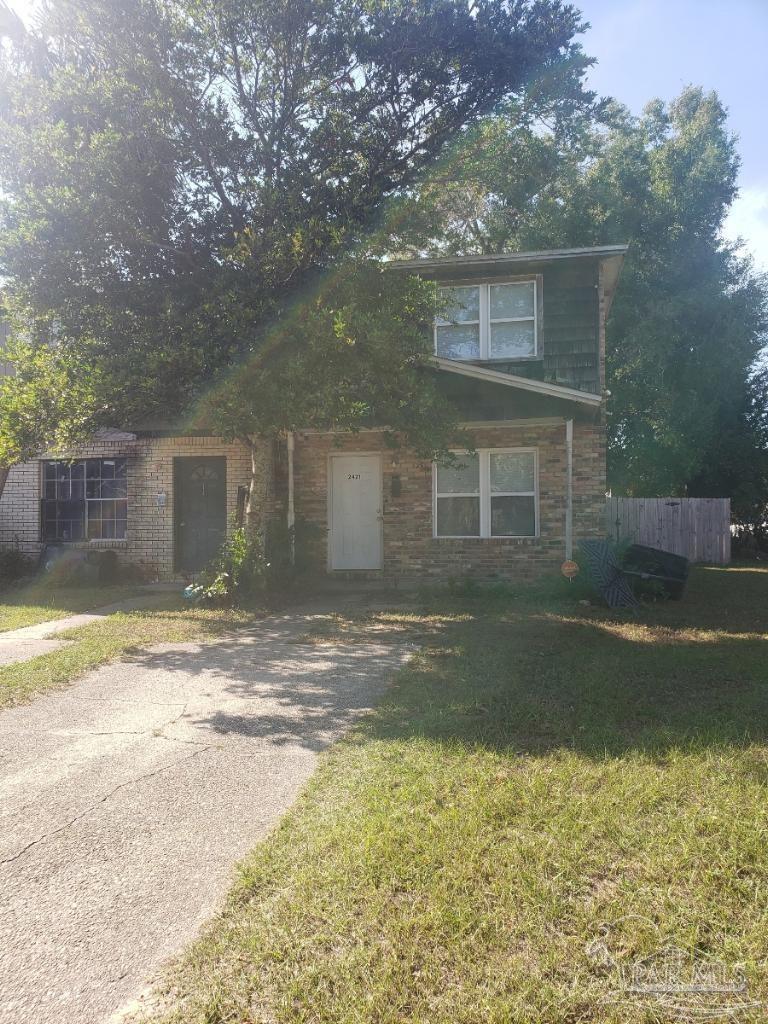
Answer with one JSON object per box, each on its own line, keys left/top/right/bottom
{"left": 0, "top": 422, "right": 606, "bottom": 583}
{"left": 0, "top": 435, "right": 253, "bottom": 580}
{"left": 293, "top": 420, "right": 606, "bottom": 582}
{"left": 0, "top": 461, "right": 39, "bottom": 553}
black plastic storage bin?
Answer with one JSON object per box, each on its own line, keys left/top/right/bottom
{"left": 622, "top": 544, "right": 690, "bottom": 600}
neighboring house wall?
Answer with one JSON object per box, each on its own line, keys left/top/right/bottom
{"left": 0, "top": 435, "right": 252, "bottom": 579}
{"left": 293, "top": 420, "right": 605, "bottom": 581}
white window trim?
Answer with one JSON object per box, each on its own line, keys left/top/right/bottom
{"left": 434, "top": 279, "right": 539, "bottom": 361}
{"left": 432, "top": 448, "right": 539, "bottom": 539}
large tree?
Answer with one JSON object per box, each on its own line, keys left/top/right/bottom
{"left": 0, "top": 0, "right": 592, "bottom": 524}
{"left": 393, "top": 87, "right": 768, "bottom": 519}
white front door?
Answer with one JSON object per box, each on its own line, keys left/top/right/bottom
{"left": 329, "top": 455, "right": 383, "bottom": 570}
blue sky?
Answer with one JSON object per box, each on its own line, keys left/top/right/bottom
{"left": 7, "top": 0, "right": 768, "bottom": 268}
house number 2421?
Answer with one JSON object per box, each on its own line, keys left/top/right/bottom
{"left": 347, "top": 473, "right": 361, "bottom": 480}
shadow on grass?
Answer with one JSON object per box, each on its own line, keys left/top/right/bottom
{"left": 118, "top": 566, "right": 768, "bottom": 761}
{"left": 364, "top": 566, "right": 768, "bottom": 760}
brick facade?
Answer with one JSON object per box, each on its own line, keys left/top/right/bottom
{"left": 293, "top": 419, "right": 606, "bottom": 582}
{"left": 0, "top": 419, "right": 606, "bottom": 583}
{"left": 0, "top": 435, "right": 253, "bottom": 580}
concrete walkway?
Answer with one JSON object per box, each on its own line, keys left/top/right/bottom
{"left": 0, "top": 592, "right": 181, "bottom": 667}
{"left": 0, "top": 607, "right": 411, "bottom": 1023}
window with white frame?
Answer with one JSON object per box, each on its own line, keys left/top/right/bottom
{"left": 434, "top": 449, "right": 538, "bottom": 538}
{"left": 435, "top": 280, "right": 538, "bottom": 361}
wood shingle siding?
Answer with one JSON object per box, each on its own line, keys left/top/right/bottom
{"left": 422, "top": 258, "right": 603, "bottom": 396}
{"left": 540, "top": 263, "right": 599, "bottom": 393}
{"left": 437, "top": 372, "right": 601, "bottom": 423}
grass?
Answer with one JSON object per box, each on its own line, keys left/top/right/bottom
{"left": 0, "top": 596, "right": 257, "bottom": 709}
{"left": 138, "top": 565, "right": 768, "bottom": 1024}
{"left": 0, "top": 580, "right": 147, "bottom": 632}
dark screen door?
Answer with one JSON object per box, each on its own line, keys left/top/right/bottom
{"left": 174, "top": 457, "right": 227, "bottom": 572}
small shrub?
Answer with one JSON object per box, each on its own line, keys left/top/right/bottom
{"left": 732, "top": 526, "right": 768, "bottom": 560}
{"left": 264, "top": 516, "right": 325, "bottom": 584}
{"left": 185, "top": 528, "right": 269, "bottom": 607}
{"left": 0, "top": 547, "right": 33, "bottom": 585}
{"left": 117, "top": 560, "right": 148, "bottom": 584}
{"left": 446, "top": 576, "right": 481, "bottom": 598}
{"left": 292, "top": 517, "right": 325, "bottom": 574}
{"left": 43, "top": 548, "right": 99, "bottom": 586}
{"left": 40, "top": 548, "right": 130, "bottom": 587}
{"left": 95, "top": 549, "right": 120, "bottom": 584}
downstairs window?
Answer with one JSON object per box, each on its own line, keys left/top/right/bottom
{"left": 42, "top": 458, "right": 128, "bottom": 542}
{"left": 434, "top": 449, "right": 537, "bottom": 538}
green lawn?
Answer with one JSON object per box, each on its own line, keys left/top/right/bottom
{"left": 0, "top": 597, "right": 256, "bottom": 709}
{"left": 140, "top": 565, "right": 768, "bottom": 1024}
{"left": 0, "top": 581, "right": 146, "bottom": 632}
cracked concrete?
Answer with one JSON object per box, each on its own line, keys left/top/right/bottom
{"left": 0, "top": 605, "right": 412, "bottom": 1024}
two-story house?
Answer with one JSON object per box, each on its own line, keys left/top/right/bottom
{"left": 0, "top": 244, "right": 626, "bottom": 581}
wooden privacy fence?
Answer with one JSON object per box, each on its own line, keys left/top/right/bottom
{"left": 605, "top": 497, "right": 731, "bottom": 564}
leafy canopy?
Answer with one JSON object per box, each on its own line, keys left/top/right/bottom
{"left": 0, "top": 0, "right": 591, "bottom": 460}
{"left": 394, "top": 86, "right": 768, "bottom": 519}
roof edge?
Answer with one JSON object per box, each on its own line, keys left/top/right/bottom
{"left": 390, "top": 244, "right": 629, "bottom": 272}
{"left": 433, "top": 357, "right": 602, "bottom": 406}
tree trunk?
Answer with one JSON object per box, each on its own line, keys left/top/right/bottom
{"left": 243, "top": 437, "right": 275, "bottom": 546}
{"left": 0, "top": 465, "right": 9, "bottom": 507}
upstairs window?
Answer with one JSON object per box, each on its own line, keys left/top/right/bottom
{"left": 434, "top": 285, "right": 481, "bottom": 360}
{"left": 434, "top": 449, "right": 538, "bottom": 538}
{"left": 435, "top": 280, "right": 538, "bottom": 360}
{"left": 42, "top": 458, "right": 128, "bottom": 542}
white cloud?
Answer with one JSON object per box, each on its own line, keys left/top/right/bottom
{"left": 724, "top": 187, "right": 768, "bottom": 271}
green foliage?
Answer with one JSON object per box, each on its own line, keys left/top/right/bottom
{"left": 0, "top": 547, "right": 33, "bottom": 586}
{"left": 0, "top": 327, "right": 104, "bottom": 466}
{"left": 632, "top": 576, "right": 670, "bottom": 603}
{"left": 201, "top": 260, "right": 470, "bottom": 459}
{"left": 0, "top": 0, "right": 589, "bottom": 467}
{"left": 262, "top": 516, "right": 323, "bottom": 581}
{"left": 185, "top": 527, "right": 269, "bottom": 606}
{"left": 396, "top": 86, "right": 768, "bottom": 519}
{"left": 187, "top": 517, "right": 330, "bottom": 606}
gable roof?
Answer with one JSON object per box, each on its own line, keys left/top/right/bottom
{"left": 433, "top": 357, "right": 602, "bottom": 406}
{"left": 391, "top": 243, "right": 628, "bottom": 317}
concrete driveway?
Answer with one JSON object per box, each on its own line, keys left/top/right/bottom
{"left": 0, "top": 609, "right": 411, "bottom": 1024}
